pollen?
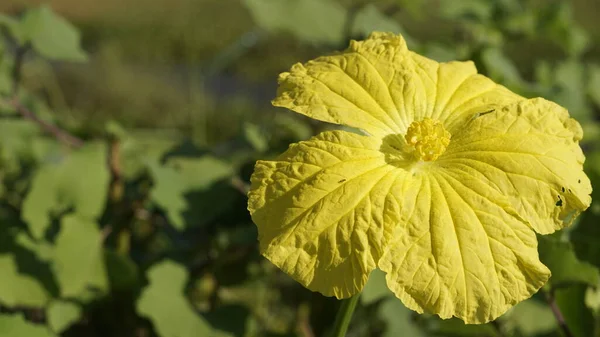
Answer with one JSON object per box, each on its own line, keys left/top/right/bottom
{"left": 405, "top": 118, "right": 451, "bottom": 161}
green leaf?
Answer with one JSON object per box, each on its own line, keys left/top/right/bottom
{"left": 119, "top": 130, "right": 182, "bottom": 179}
{"left": 587, "top": 64, "right": 600, "bottom": 109}
{"left": 571, "top": 151, "right": 600, "bottom": 269}
{"left": 137, "top": 260, "right": 231, "bottom": 337}
{"left": 481, "top": 48, "right": 523, "bottom": 87}
{"left": 585, "top": 286, "right": 600, "bottom": 314}
{"left": 552, "top": 61, "right": 591, "bottom": 122}
{"left": 203, "top": 305, "right": 251, "bottom": 337}
{"left": 534, "top": 61, "right": 553, "bottom": 88}
{"left": 20, "top": 5, "right": 87, "bottom": 61}
{"left": 104, "top": 120, "right": 127, "bottom": 139}
{"left": 503, "top": 299, "right": 557, "bottom": 336}
{"left": 243, "top": 123, "right": 268, "bottom": 153}
{"left": 243, "top": 0, "right": 346, "bottom": 45}
{"left": 361, "top": 269, "right": 426, "bottom": 336}
{"left": 0, "top": 313, "right": 56, "bottom": 337}
{"left": 0, "top": 43, "right": 11, "bottom": 95}
{"left": 565, "top": 25, "right": 590, "bottom": 57}
{"left": 423, "top": 43, "right": 460, "bottom": 63}
{"left": 351, "top": 4, "right": 407, "bottom": 38}
{"left": 273, "top": 114, "right": 312, "bottom": 141}
{"left": 379, "top": 298, "right": 426, "bottom": 337}
{"left": 0, "top": 71, "right": 11, "bottom": 96}
{"left": 361, "top": 269, "right": 389, "bottom": 305}
{"left": 0, "top": 14, "right": 25, "bottom": 43}
{"left": 52, "top": 214, "right": 108, "bottom": 298}
{"left": 14, "top": 231, "right": 54, "bottom": 262}
{"left": 0, "top": 120, "right": 40, "bottom": 165}
{"left": 105, "top": 250, "right": 139, "bottom": 291}
{"left": 47, "top": 300, "right": 82, "bottom": 333}
{"left": 439, "top": 0, "right": 493, "bottom": 21}
{"left": 571, "top": 212, "right": 600, "bottom": 270}
{"left": 503, "top": 12, "right": 536, "bottom": 36}
{"left": 0, "top": 254, "right": 49, "bottom": 308}
{"left": 0, "top": 226, "right": 59, "bottom": 299}
{"left": 149, "top": 156, "right": 233, "bottom": 230}
{"left": 538, "top": 236, "right": 600, "bottom": 287}
{"left": 22, "top": 142, "right": 110, "bottom": 239}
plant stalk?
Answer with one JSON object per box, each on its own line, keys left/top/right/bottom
{"left": 546, "top": 289, "right": 575, "bottom": 337}
{"left": 331, "top": 294, "right": 360, "bottom": 337}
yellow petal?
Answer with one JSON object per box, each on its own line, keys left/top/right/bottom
{"left": 441, "top": 98, "right": 592, "bottom": 234}
{"left": 273, "top": 32, "right": 523, "bottom": 138}
{"left": 407, "top": 53, "right": 524, "bottom": 133}
{"left": 273, "top": 32, "right": 411, "bottom": 137}
{"left": 248, "top": 130, "right": 407, "bottom": 298}
{"left": 378, "top": 169, "right": 550, "bottom": 324}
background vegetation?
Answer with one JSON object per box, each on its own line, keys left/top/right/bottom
{"left": 0, "top": 0, "right": 599, "bottom": 336}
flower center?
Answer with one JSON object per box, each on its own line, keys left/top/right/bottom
{"left": 404, "top": 118, "right": 451, "bottom": 161}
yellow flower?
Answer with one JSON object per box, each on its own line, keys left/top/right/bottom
{"left": 247, "top": 32, "right": 592, "bottom": 323}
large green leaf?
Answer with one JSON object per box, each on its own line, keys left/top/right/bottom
{"left": 22, "top": 142, "right": 110, "bottom": 239}
{"left": 20, "top": 5, "right": 87, "bottom": 61}
{"left": 0, "top": 254, "right": 49, "bottom": 308}
{"left": 46, "top": 300, "right": 82, "bottom": 334}
{"left": 243, "top": 0, "right": 346, "bottom": 44}
{"left": 149, "top": 156, "right": 233, "bottom": 230}
{"left": 52, "top": 215, "right": 108, "bottom": 298}
{"left": 136, "top": 260, "right": 231, "bottom": 337}
{"left": 0, "top": 313, "right": 56, "bottom": 337}
{"left": 538, "top": 236, "right": 600, "bottom": 287}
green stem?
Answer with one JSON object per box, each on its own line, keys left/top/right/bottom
{"left": 331, "top": 294, "right": 361, "bottom": 337}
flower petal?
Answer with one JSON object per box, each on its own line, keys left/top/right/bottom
{"left": 441, "top": 98, "right": 592, "bottom": 234}
{"left": 273, "top": 32, "right": 412, "bottom": 137}
{"left": 408, "top": 53, "right": 524, "bottom": 133}
{"left": 273, "top": 32, "right": 523, "bottom": 138}
{"left": 378, "top": 169, "right": 550, "bottom": 324}
{"left": 248, "top": 130, "right": 407, "bottom": 298}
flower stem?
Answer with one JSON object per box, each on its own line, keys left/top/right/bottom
{"left": 331, "top": 294, "right": 361, "bottom": 337}
{"left": 545, "top": 289, "right": 575, "bottom": 337}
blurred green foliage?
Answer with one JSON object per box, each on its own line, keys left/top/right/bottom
{"left": 0, "top": 0, "right": 599, "bottom": 336}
